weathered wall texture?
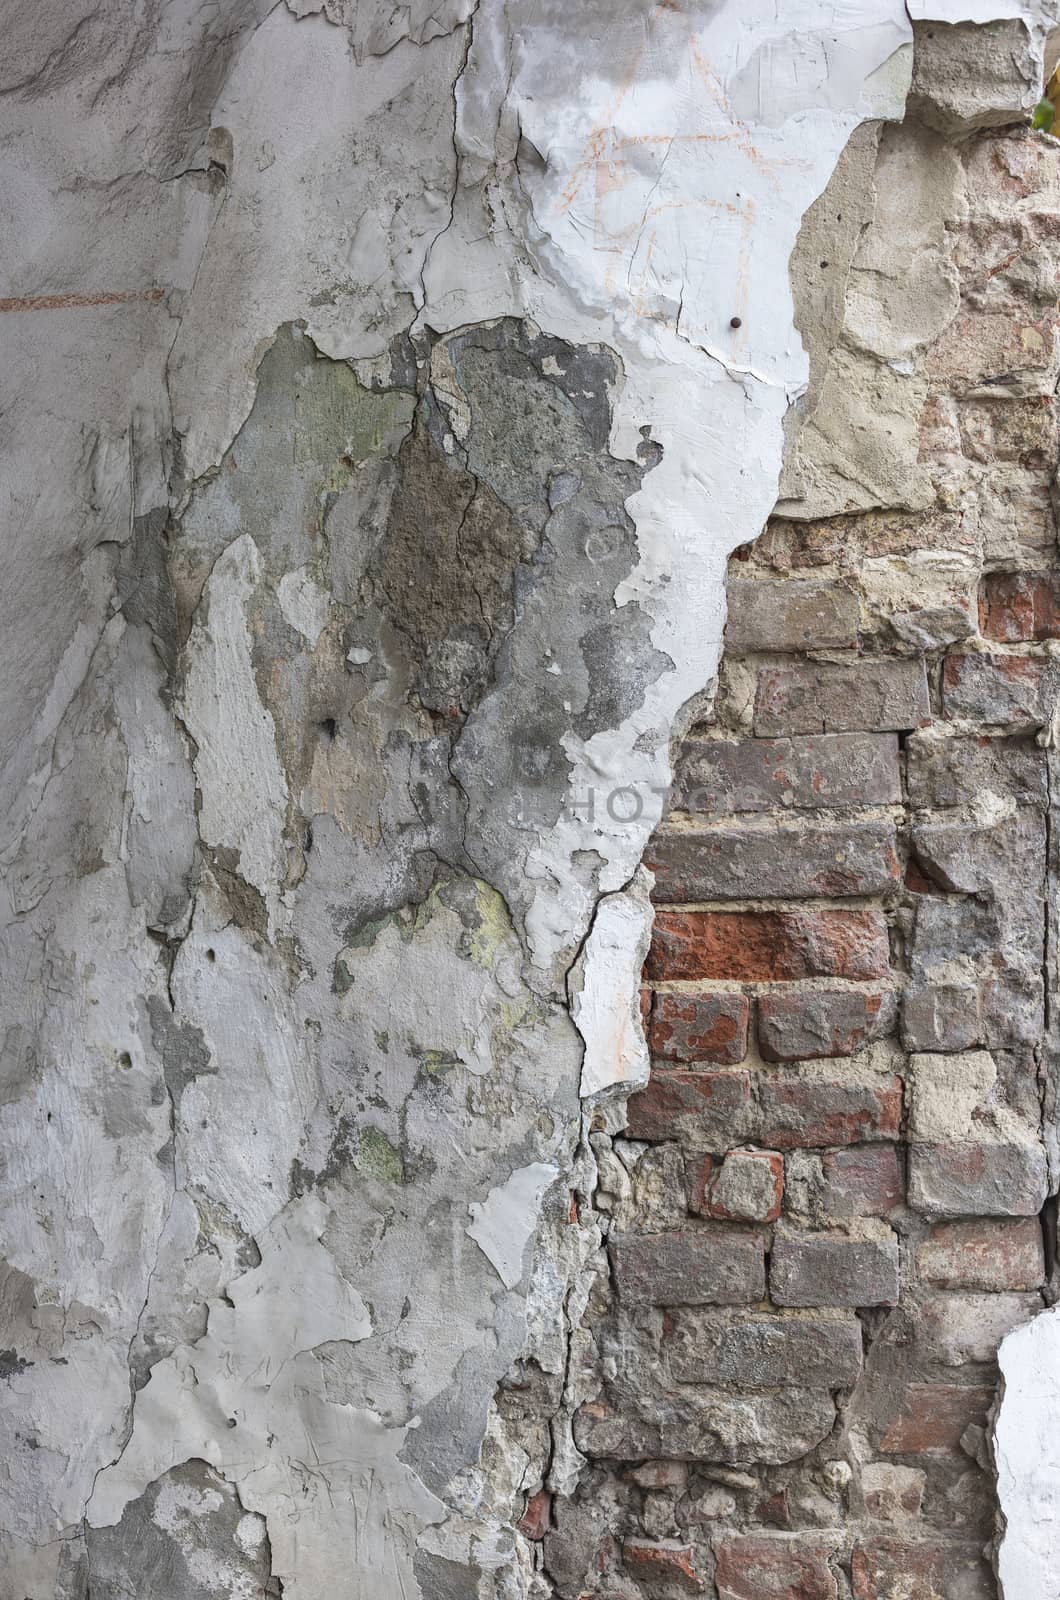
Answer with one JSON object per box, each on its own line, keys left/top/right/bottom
{"left": 572, "top": 38, "right": 1060, "bottom": 1600}
{"left": 1, "top": 4, "right": 1058, "bottom": 1600}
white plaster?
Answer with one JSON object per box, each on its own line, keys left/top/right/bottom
{"left": 467, "top": 1162, "right": 560, "bottom": 1289}
{"left": 996, "top": 1306, "right": 1060, "bottom": 1598}
{"left": 572, "top": 868, "right": 654, "bottom": 1099}
{"left": 277, "top": 565, "right": 330, "bottom": 646}
{"left": 179, "top": 534, "right": 289, "bottom": 930}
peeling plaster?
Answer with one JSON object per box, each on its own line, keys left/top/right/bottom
{"left": 4, "top": 2, "right": 1058, "bottom": 1596}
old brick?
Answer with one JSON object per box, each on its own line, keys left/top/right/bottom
{"left": 672, "top": 732, "right": 900, "bottom": 815}
{"left": 518, "top": 1489, "right": 552, "bottom": 1541}
{"left": 646, "top": 910, "right": 891, "bottom": 984}
{"left": 941, "top": 650, "right": 1058, "bottom": 725}
{"left": 690, "top": 1150, "right": 784, "bottom": 1223}
{"left": 917, "top": 1292, "right": 1041, "bottom": 1365}
{"left": 900, "top": 981, "right": 983, "bottom": 1052}
{"left": 858, "top": 555, "right": 977, "bottom": 652}
{"left": 758, "top": 990, "right": 897, "bottom": 1063}
{"left": 879, "top": 1382, "right": 993, "bottom": 1454}
{"left": 625, "top": 1070, "right": 755, "bottom": 1148}
{"left": 666, "top": 1310, "right": 862, "bottom": 1388}
{"left": 929, "top": 307, "right": 1060, "bottom": 396}
{"left": 916, "top": 1218, "right": 1045, "bottom": 1291}
{"left": 851, "top": 1539, "right": 994, "bottom": 1600}
{"left": 770, "top": 1229, "right": 899, "bottom": 1308}
{"left": 908, "top": 1139, "right": 1048, "bottom": 1218}
{"left": 574, "top": 1391, "right": 837, "bottom": 1466}
{"left": 628, "top": 1461, "right": 688, "bottom": 1490}
{"left": 611, "top": 1228, "right": 766, "bottom": 1308}
{"left": 649, "top": 992, "right": 750, "bottom": 1065}
{"left": 648, "top": 820, "right": 899, "bottom": 902}
{"left": 758, "top": 1073, "right": 902, "bottom": 1150}
{"left": 817, "top": 1145, "right": 903, "bottom": 1219}
{"left": 980, "top": 569, "right": 1060, "bottom": 641}
{"left": 860, "top": 1463, "right": 925, "bottom": 1522}
{"left": 623, "top": 1541, "right": 703, "bottom": 1593}
{"left": 906, "top": 733, "right": 1047, "bottom": 809}
{"left": 725, "top": 578, "right": 859, "bottom": 653}
{"left": 754, "top": 658, "right": 929, "bottom": 736}
{"left": 714, "top": 1535, "right": 837, "bottom": 1600}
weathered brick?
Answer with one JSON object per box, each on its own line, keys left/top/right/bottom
{"left": 916, "top": 1218, "right": 1045, "bottom": 1291}
{"left": 758, "top": 989, "right": 897, "bottom": 1063}
{"left": 611, "top": 1228, "right": 766, "bottom": 1308}
{"left": 770, "top": 1229, "right": 899, "bottom": 1307}
{"left": 649, "top": 821, "right": 898, "bottom": 902}
{"left": 672, "top": 733, "right": 900, "bottom": 815}
{"left": 517, "top": 1489, "right": 551, "bottom": 1540}
{"left": 980, "top": 569, "right": 1060, "bottom": 641}
{"left": 860, "top": 1463, "right": 925, "bottom": 1522}
{"left": 900, "top": 982, "right": 983, "bottom": 1052}
{"left": 917, "top": 1292, "right": 1041, "bottom": 1365}
{"left": 648, "top": 991, "right": 750, "bottom": 1065}
{"left": 574, "top": 1391, "right": 837, "bottom": 1466}
{"left": 906, "top": 733, "right": 1047, "bottom": 809}
{"left": 754, "top": 658, "right": 929, "bottom": 736}
{"left": 714, "top": 1535, "right": 838, "bottom": 1600}
{"left": 666, "top": 1310, "right": 862, "bottom": 1388}
{"left": 726, "top": 578, "right": 859, "bottom": 653}
{"left": 646, "top": 910, "right": 891, "bottom": 984}
{"left": 851, "top": 1539, "right": 994, "bottom": 1600}
{"left": 758, "top": 1073, "right": 902, "bottom": 1150}
{"left": 623, "top": 1541, "right": 703, "bottom": 1593}
{"left": 879, "top": 1382, "right": 993, "bottom": 1454}
{"left": 858, "top": 554, "right": 976, "bottom": 651}
{"left": 941, "top": 650, "right": 1058, "bottom": 725}
{"left": 816, "top": 1145, "right": 903, "bottom": 1219}
{"left": 929, "top": 308, "right": 1060, "bottom": 396}
{"left": 625, "top": 1070, "right": 755, "bottom": 1148}
{"left": 690, "top": 1149, "right": 784, "bottom": 1223}
{"left": 908, "top": 1139, "right": 1048, "bottom": 1218}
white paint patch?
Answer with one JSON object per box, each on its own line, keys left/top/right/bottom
{"left": 467, "top": 1163, "right": 559, "bottom": 1289}
{"left": 277, "top": 565, "right": 330, "bottom": 646}
{"left": 179, "top": 535, "right": 289, "bottom": 930}
{"left": 572, "top": 868, "right": 654, "bottom": 1099}
{"left": 996, "top": 1305, "right": 1060, "bottom": 1597}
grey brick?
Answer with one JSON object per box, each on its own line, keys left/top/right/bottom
{"left": 673, "top": 732, "right": 901, "bottom": 815}
{"left": 666, "top": 1310, "right": 863, "bottom": 1387}
{"left": 610, "top": 1228, "right": 766, "bottom": 1308}
{"left": 755, "top": 657, "right": 929, "bottom": 735}
{"left": 648, "top": 820, "right": 899, "bottom": 901}
{"left": 770, "top": 1229, "right": 900, "bottom": 1307}
{"left": 726, "top": 579, "right": 859, "bottom": 652}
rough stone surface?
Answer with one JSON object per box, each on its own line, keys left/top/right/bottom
{"left": 769, "top": 1229, "right": 901, "bottom": 1307}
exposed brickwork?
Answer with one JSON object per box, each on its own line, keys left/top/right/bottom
{"left": 550, "top": 121, "right": 1057, "bottom": 1600}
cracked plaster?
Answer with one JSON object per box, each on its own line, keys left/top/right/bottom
{"left": 2, "top": 2, "right": 1058, "bottom": 1597}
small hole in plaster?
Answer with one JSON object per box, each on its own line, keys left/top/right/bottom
{"left": 206, "top": 948, "right": 216, "bottom": 963}
{"left": 118, "top": 1051, "right": 133, "bottom": 1070}
{"left": 319, "top": 717, "right": 337, "bottom": 741}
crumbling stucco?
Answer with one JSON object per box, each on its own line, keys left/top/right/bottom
{"left": 2, "top": 3, "right": 1059, "bottom": 1599}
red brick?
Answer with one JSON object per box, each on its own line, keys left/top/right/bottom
{"left": 649, "top": 991, "right": 750, "bottom": 1065}
{"left": 646, "top": 910, "right": 890, "bottom": 984}
{"left": 817, "top": 1145, "right": 902, "bottom": 1218}
{"left": 690, "top": 1149, "right": 784, "bottom": 1223}
{"left": 757, "top": 990, "right": 896, "bottom": 1063}
{"left": 851, "top": 1539, "right": 994, "bottom": 1600}
{"left": 758, "top": 1074, "right": 902, "bottom": 1150}
{"left": 941, "top": 650, "right": 1057, "bottom": 725}
{"left": 714, "top": 1535, "right": 837, "bottom": 1600}
{"left": 624, "top": 1541, "right": 704, "bottom": 1593}
{"left": 517, "top": 1489, "right": 551, "bottom": 1540}
{"left": 879, "top": 1383, "right": 993, "bottom": 1455}
{"left": 611, "top": 1227, "right": 766, "bottom": 1308}
{"left": 916, "top": 1218, "right": 1045, "bottom": 1291}
{"left": 980, "top": 570, "right": 1060, "bottom": 641}
{"left": 625, "top": 1070, "right": 755, "bottom": 1148}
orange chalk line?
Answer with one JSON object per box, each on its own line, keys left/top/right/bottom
{"left": 0, "top": 287, "right": 164, "bottom": 313}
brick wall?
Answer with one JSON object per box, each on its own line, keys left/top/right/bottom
{"left": 535, "top": 126, "right": 1060, "bottom": 1599}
